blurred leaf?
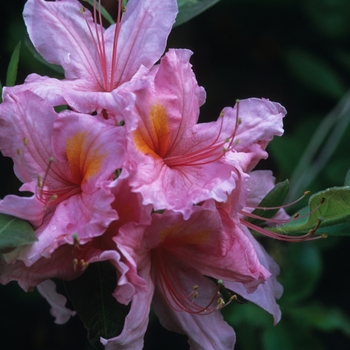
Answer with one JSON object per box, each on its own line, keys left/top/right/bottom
{"left": 285, "top": 48, "right": 347, "bottom": 100}
{"left": 279, "top": 243, "right": 322, "bottom": 303}
{"left": 262, "top": 323, "right": 294, "bottom": 350}
{"left": 345, "top": 168, "right": 350, "bottom": 186}
{"left": 287, "top": 302, "right": 350, "bottom": 337}
{"left": 224, "top": 301, "right": 271, "bottom": 328}
{"left": 262, "top": 321, "right": 326, "bottom": 350}
{"left": 271, "top": 186, "right": 350, "bottom": 236}
{"left": 25, "top": 37, "right": 64, "bottom": 75}
{"left": 64, "top": 261, "right": 130, "bottom": 350}
{"left": 175, "top": 0, "right": 221, "bottom": 26}
{"left": 5, "top": 41, "right": 21, "bottom": 87}
{"left": 0, "top": 213, "right": 36, "bottom": 254}
{"left": 246, "top": 180, "right": 289, "bottom": 225}
{"left": 82, "top": 0, "right": 115, "bottom": 25}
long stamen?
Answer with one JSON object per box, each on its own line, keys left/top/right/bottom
{"left": 110, "top": 0, "right": 123, "bottom": 90}
{"left": 244, "top": 191, "right": 310, "bottom": 211}
{"left": 72, "top": 234, "right": 91, "bottom": 271}
{"left": 81, "top": 4, "right": 108, "bottom": 90}
{"left": 164, "top": 105, "right": 240, "bottom": 168}
{"left": 154, "top": 250, "right": 229, "bottom": 314}
{"left": 241, "top": 216, "right": 327, "bottom": 242}
{"left": 35, "top": 157, "right": 80, "bottom": 208}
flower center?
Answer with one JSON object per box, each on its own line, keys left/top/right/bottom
{"left": 133, "top": 101, "right": 241, "bottom": 168}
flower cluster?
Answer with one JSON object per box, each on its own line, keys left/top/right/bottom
{"left": 0, "top": 0, "right": 287, "bottom": 348}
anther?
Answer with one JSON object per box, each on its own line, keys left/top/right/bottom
{"left": 216, "top": 297, "right": 225, "bottom": 309}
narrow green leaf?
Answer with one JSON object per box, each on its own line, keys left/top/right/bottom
{"left": 25, "top": 37, "right": 64, "bottom": 75}
{"left": 82, "top": 0, "right": 115, "bottom": 25}
{"left": 0, "top": 213, "right": 36, "bottom": 254}
{"left": 6, "top": 41, "right": 21, "bottom": 87}
{"left": 246, "top": 180, "right": 289, "bottom": 225}
{"left": 64, "top": 261, "right": 130, "bottom": 349}
{"left": 285, "top": 48, "right": 347, "bottom": 100}
{"left": 175, "top": 0, "right": 221, "bottom": 27}
{"left": 344, "top": 167, "right": 350, "bottom": 186}
{"left": 271, "top": 186, "right": 350, "bottom": 236}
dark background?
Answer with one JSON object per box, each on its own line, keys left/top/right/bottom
{"left": 1, "top": 0, "right": 350, "bottom": 349}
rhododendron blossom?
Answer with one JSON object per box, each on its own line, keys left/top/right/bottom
{"left": 105, "top": 171, "right": 285, "bottom": 349}
{"left": 126, "top": 49, "right": 286, "bottom": 218}
{"left": 3, "top": 0, "right": 177, "bottom": 118}
{"left": 0, "top": 90, "right": 126, "bottom": 289}
{"left": 0, "top": 0, "right": 291, "bottom": 348}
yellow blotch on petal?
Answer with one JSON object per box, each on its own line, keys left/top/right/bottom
{"left": 133, "top": 103, "right": 171, "bottom": 159}
{"left": 66, "top": 131, "right": 105, "bottom": 184}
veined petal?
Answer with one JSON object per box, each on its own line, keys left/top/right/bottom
{"left": 0, "top": 91, "right": 55, "bottom": 183}
{"left": 101, "top": 255, "right": 154, "bottom": 350}
{"left": 224, "top": 227, "right": 283, "bottom": 324}
{"left": 127, "top": 50, "right": 239, "bottom": 216}
{"left": 112, "top": 0, "right": 178, "bottom": 86}
{"left": 152, "top": 284, "right": 236, "bottom": 350}
{"left": 0, "top": 244, "right": 82, "bottom": 291}
{"left": 24, "top": 0, "right": 103, "bottom": 84}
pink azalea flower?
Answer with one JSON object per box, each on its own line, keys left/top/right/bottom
{"left": 104, "top": 203, "right": 276, "bottom": 349}
{"left": 125, "top": 49, "right": 286, "bottom": 218}
{"left": 3, "top": 0, "right": 177, "bottom": 118}
{"left": 0, "top": 90, "right": 126, "bottom": 289}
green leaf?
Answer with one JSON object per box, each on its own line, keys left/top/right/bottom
{"left": 285, "top": 48, "right": 347, "bottom": 100}
{"left": 6, "top": 41, "right": 21, "bottom": 87}
{"left": 271, "top": 186, "right": 350, "bottom": 236}
{"left": 64, "top": 261, "right": 130, "bottom": 349}
{"left": 25, "top": 37, "right": 64, "bottom": 75}
{"left": 286, "top": 302, "right": 350, "bottom": 337}
{"left": 246, "top": 180, "right": 289, "bottom": 225}
{"left": 175, "top": 0, "right": 221, "bottom": 27}
{"left": 279, "top": 243, "right": 322, "bottom": 303}
{"left": 0, "top": 213, "right": 36, "bottom": 254}
{"left": 344, "top": 168, "right": 350, "bottom": 186}
{"left": 262, "top": 321, "right": 326, "bottom": 350}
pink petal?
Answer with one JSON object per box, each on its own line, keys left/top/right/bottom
{"left": 152, "top": 284, "right": 236, "bottom": 350}
{"left": 112, "top": 0, "right": 178, "bottom": 85}
{"left": 24, "top": 0, "right": 103, "bottom": 83}
{"left": 101, "top": 255, "right": 154, "bottom": 349}
{"left": 37, "top": 279, "right": 76, "bottom": 324}
{"left": 0, "top": 91, "right": 55, "bottom": 183}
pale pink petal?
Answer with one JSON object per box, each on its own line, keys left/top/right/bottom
{"left": 0, "top": 194, "right": 44, "bottom": 228}
{"left": 37, "top": 279, "right": 76, "bottom": 324}
{"left": 0, "top": 244, "right": 82, "bottom": 291}
{"left": 111, "top": 0, "right": 178, "bottom": 85}
{"left": 127, "top": 50, "right": 240, "bottom": 217}
{"left": 225, "top": 227, "right": 283, "bottom": 324}
{"left": 223, "top": 98, "right": 286, "bottom": 171}
{"left": 0, "top": 91, "right": 55, "bottom": 183}
{"left": 24, "top": 0, "right": 103, "bottom": 83}
{"left": 152, "top": 284, "right": 236, "bottom": 350}
{"left": 101, "top": 255, "right": 154, "bottom": 350}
